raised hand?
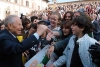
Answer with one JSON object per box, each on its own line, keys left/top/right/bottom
{"left": 36, "top": 25, "right": 52, "bottom": 36}
{"left": 46, "top": 32, "right": 54, "bottom": 41}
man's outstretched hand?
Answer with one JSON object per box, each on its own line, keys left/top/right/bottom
{"left": 46, "top": 32, "right": 54, "bottom": 41}
{"left": 36, "top": 25, "right": 52, "bottom": 36}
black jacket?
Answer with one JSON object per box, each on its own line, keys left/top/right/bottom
{"left": 0, "top": 29, "right": 38, "bottom": 67}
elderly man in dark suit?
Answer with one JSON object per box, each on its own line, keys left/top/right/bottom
{"left": 0, "top": 15, "right": 51, "bottom": 67}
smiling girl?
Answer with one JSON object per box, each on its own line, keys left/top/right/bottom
{"left": 48, "top": 11, "right": 61, "bottom": 31}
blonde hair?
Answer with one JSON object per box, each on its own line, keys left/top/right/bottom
{"left": 51, "top": 11, "right": 61, "bottom": 21}
{"left": 51, "top": 11, "right": 61, "bottom": 26}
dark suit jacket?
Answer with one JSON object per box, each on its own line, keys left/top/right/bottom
{"left": 92, "top": 20, "right": 100, "bottom": 41}
{"left": 0, "top": 29, "right": 38, "bottom": 67}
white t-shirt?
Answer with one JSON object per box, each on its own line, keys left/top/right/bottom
{"left": 48, "top": 25, "right": 60, "bottom": 31}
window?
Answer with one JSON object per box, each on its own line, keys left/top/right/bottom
{"left": 14, "top": 0, "right": 17, "bottom": 3}
{"left": 26, "top": 1, "right": 29, "bottom": 7}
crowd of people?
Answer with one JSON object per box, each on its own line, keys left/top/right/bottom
{"left": 0, "top": 1, "right": 100, "bottom": 67}
{"left": 49, "top": 1, "right": 100, "bottom": 15}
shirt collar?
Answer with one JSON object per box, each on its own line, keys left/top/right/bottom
{"left": 9, "top": 32, "right": 16, "bottom": 38}
{"left": 24, "top": 30, "right": 28, "bottom": 34}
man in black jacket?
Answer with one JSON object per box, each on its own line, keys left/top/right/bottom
{"left": 0, "top": 15, "right": 51, "bottom": 67}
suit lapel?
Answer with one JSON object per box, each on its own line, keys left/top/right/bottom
{"left": 4, "top": 29, "right": 19, "bottom": 42}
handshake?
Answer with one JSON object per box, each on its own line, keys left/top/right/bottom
{"left": 88, "top": 43, "right": 100, "bottom": 66}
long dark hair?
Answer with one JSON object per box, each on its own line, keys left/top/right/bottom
{"left": 63, "top": 11, "right": 74, "bottom": 21}
{"left": 22, "top": 18, "right": 31, "bottom": 29}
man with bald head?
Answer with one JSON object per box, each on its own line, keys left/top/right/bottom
{"left": 0, "top": 15, "right": 51, "bottom": 67}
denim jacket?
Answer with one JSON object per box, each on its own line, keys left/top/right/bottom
{"left": 54, "top": 34, "right": 98, "bottom": 67}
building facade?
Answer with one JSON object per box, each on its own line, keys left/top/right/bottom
{"left": 0, "top": 0, "right": 48, "bottom": 20}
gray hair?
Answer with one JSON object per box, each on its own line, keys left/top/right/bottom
{"left": 4, "top": 15, "right": 18, "bottom": 27}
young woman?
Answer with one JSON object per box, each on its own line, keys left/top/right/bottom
{"left": 47, "top": 20, "right": 73, "bottom": 53}
{"left": 60, "top": 20, "right": 72, "bottom": 39}
{"left": 48, "top": 11, "right": 62, "bottom": 43}
{"left": 47, "top": 20, "right": 73, "bottom": 67}
{"left": 21, "top": 18, "right": 31, "bottom": 39}
{"left": 48, "top": 16, "right": 98, "bottom": 67}
{"left": 63, "top": 11, "right": 73, "bottom": 21}
{"left": 48, "top": 11, "right": 61, "bottom": 31}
